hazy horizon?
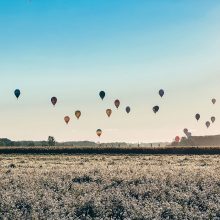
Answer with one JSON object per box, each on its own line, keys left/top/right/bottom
{"left": 1, "top": 0, "right": 220, "bottom": 143}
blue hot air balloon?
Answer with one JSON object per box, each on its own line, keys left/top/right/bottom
{"left": 99, "top": 91, "right": 105, "bottom": 100}
{"left": 14, "top": 89, "right": 21, "bottom": 99}
{"left": 126, "top": 106, "right": 131, "bottom": 114}
{"left": 159, "top": 89, "right": 164, "bottom": 98}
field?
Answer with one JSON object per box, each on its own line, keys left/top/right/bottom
{"left": 1, "top": 154, "right": 220, "bottom": 219}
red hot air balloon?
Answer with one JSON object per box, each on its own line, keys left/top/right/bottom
{"left": 175, "top": 136, "right": 180, "bottom": 143}
{"left": 64, "top": 116, "right": 70, "bottom": 124}
{"left": 51, "top": 97, "right": 57, "bottom": 106}
{"left": 114, "top": 100, "right": 120, "bottom": 109}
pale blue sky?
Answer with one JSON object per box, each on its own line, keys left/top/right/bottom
{"left": 0, "top": 0, "right": 220, "bottom": 142}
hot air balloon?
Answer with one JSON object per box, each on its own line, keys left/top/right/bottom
{"left": 211, "top": 116, "right": 216, "bottom": 123}
{"left": 183, "top": 128, "right": 188, "bottom": 135}
{"left": 75, "top": 110, "right": 81, "bottom": 119}
{"left": 186, "top": 132, "right": 192, "bottom": 138}
{"left": 212, "top": 98, "right": 216, "bottom": 104}
{"left": 195, "top": 113, "right": 200, "bottom": 121}
{"left": 106, "top": 109, "right": 112, "bottom": 118}
{"left": 175, "top": 136, "right": 180, "bottom": 143}
{"left": 206, "top": 121, "right": 210, "bottom": 128}
{"left": 99, "top": 91, "right": 105, "bottom": 100}
{"left": 14, "top": 89, "right": 21, "bottom": 99}
{"left": 126, "top": 106, "right": 131, "bottom": 114}
{"left": 51, "top": 97, "right": 57, "bottom": 106}
{"left": 153, "top": 105, "right": 159, "bottom": 114}
{"left": 96, "top": 129, "right": 102, "bottom": 137}
{"left": 159, "top": 89, "right": 164, "bottom": 98}
{"left": 114, "top": 100, "right": 120, "bottom": 109}
{"left": 64, "top": 116, "right": 70, "bottom": 124}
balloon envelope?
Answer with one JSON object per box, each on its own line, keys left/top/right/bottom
{"left": 206, "top": 121, "right": 210, "bottom": 128}
{"left": 212, "top": 98, "right": 216, "bottom": 104}
{"left": 106, "top": 109, "right": 112, "bottom": 117}
{"left": 159, "top": 89, "right": 164, "bottom": 98}
{"left": 114, "top": 100, "right": 120, "bottom": 109}
{"left": 51, "top": 97, "right": 57, "bottom": 106}
{"left": 75, "top": 110, "right": 81, "bottom": 119}
{"left": 175, "top": 136, "right": 180, "bottom": 142}
{"left": 153, "top": 105, "right": 159, "bottom": 114}
{"left": 195, "top": 113, "right": 200, "bottom": 121}
{"left": 126, "top": 106, "right": 131, "bottom": 114}
{"left": 186, "top": 132, "right": 192, "bottom": 138}
{"left": 183, "top": 128, "right": 188, "bottom": 135}
{"left": 96, "top": 129, "right": 102, "bottom": 137}
{"left": 211, "top": 116, "right": 216, "bottom": 123}
{"left": 14, "top": 89, "right": 21, "bottom": 99}
{"left": 64, "top": 116, "right": 70, "bottom": 124}
{"left": 99, "top": 91, "right": 105, "bottom": 100}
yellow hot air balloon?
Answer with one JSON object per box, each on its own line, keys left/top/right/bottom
{"left": 64, "top": 116, "right": 70, "bottom": 124}
{"left": 96, "top": 129, "right": 102, "bottom": 137}
{"left": 106, "top": 109, "right": 112, "bottom": 117}
{"left": 75, "top": 110, "right": 81, "bottom": 119}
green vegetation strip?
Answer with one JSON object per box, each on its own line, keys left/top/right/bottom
{"left": 1, "top": 146, "right": 220, "bottom": 155}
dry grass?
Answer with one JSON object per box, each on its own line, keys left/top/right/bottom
{"left": 0, "top": 154, "right": 220, "bottom": 219}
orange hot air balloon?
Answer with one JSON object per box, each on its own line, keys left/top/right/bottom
{"left": 114, "top": 99, "right": 120, "bottom": 109}
{"left": 106, "top": 109, "right": 112, "bottom": 117}
{"left": 75, "top": 110, "right": 81, "bottom": 119}
{"left": 64, "top": 116, "right": 70, "bottom": 124}
{"left": 96, "top": 129, "right": 102, "bottom": 137}
{"left": 175, "top": 136, "right": 180, "bottom": 143}
{"left": 51, "top": 97, "right": 57, "bottom": 106}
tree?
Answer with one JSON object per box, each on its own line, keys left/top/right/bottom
{"left": 27, "top": 141, "right": 35, "bottom": 147}
{"left": 48, "top": 136, "right": 55, "bottom": 147}
{"left": 0, "top": 138, "right": 13, "bottom": 146}
{"left": 41, "top": 141, "right": 48, "bottom": 147}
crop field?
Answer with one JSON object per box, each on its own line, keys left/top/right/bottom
{"left": 0, "top": 154, "right": 220, "bottom": 219}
